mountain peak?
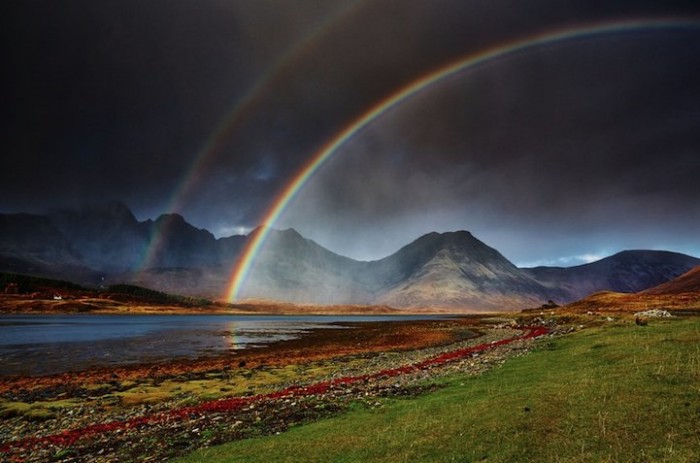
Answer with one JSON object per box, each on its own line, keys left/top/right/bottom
{"left": 278, "top": 227, "right": 303, "bottom": 238}
{"left": 406, "top": 230, "right": 509, "bottom": 264}
{"left": 373, "top": 230, "right": 548, "bottom": 310}
{"left": 608, "top": 249, "right": 693, "bottom": 262}
{"left": 418, "top": 230, "right": 473, "bottom": 240}
{"left": 154, "top": 213, "right": 187, "bottom": 225}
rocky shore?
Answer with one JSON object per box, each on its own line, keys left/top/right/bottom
{"left": 1, "top": 318, "right": 553, "bottom": 462}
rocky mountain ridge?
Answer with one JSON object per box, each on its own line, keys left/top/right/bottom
{"left": 2, "top": 202, "right": 698, "bottom": 311}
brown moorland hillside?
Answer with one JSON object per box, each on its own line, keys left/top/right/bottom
{"left": 563, "top": 291, "right": 700, "bottom": 313}
{"left": 640, "top": 265, "right": 700, "bottom": 295}
{"left": 562, "top": 266, "right": 700, "bottom": 314}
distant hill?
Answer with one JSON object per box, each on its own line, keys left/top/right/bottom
{"left": 0, "top": 272, "right": 212, "bottom": 312}
{"left": 522, "top": 250, "right": 700, "bottom": 303}
{"left": 236, "top": 230, "right": 700, "bottom": 310}
{"left": 640, "top": 265, "right": 700, "bottom": 295}
{"left": 239, "top": 228, "right": 371, "bottom": 304}
{"left": 0, "top": 202, "right": 244, "bottom": 287}
{"left": 1, "top": 202, "right": 698, "bottom": 311}
{"left": 369, "top": 231, "right": 549, "bottom": 311}
{"left": 563, "top": 264, "right": 700, "bottom": 314}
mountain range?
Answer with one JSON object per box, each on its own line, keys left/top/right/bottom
{"left": 1, "top": 202, "right": 699, "bottom": 311}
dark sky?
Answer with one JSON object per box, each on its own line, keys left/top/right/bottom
{"left": 2, "top": 1, "right": 700, "bottom": 266}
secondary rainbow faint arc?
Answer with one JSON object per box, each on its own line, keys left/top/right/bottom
{"left": 136, "top": 0, "right": 368, "bottom": 272}
{"left": 226, "top": 17, "right": 700, "bottom": 302}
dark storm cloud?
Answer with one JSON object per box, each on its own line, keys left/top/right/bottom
{"left": 1, "top": 0, "right": 344, "bottom": 215}
{"left": 2, "top": 0, "right": 700, "bottom": 265}
{"left": 280, "top": 23, "right": 700, "bottom": 263}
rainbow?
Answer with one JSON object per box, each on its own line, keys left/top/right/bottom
{"left": 136, "top": 0, "right": 368, "bottom": 271}
{"left": 226, "top": 17, "right": 700, "bottom": 302}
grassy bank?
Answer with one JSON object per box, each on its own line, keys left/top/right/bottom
{"left": 175, "top": 317, "right": 700, "bottom": 463}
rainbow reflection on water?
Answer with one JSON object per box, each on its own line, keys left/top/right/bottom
{"left": 0, "top": 314, "right": 441, "bottom": 376}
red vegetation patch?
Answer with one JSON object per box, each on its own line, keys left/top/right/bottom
{"left": 0, "top": 319, "right": 470, "bottom": 394}
{"left": 0, "top": 326, "right": 547, "bottom": 454}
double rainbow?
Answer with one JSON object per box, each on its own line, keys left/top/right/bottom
{"left": 137, "top": 0, "right": 369, "bottom": 272}
{"left": 226, "top": 18, "right": 700, "bottom": 302}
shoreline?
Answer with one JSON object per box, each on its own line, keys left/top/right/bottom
{"left": 0, "top": 314, "right": 475, "bottom": 382}
{"left": 0, "top": 318, "right": 551, "bottom": 462}
{"left": 0, "top": 318, "right": 481, "bottom": 387}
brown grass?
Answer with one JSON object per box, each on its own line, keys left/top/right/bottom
{"left": 563, "top": 291, "right": 700, "bottom": 314}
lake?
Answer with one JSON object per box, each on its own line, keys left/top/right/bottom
{"left": 0, "top": 314, "right": 441, "bottom": 376}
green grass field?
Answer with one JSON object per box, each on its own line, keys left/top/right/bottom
{"left": 174, "top": 317, "right": 700, "bottom": 463}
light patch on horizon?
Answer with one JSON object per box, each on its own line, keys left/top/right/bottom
{"left": 518, "top": 253, "right": 607, "bottom": 268}
{"left": 215, "top": 225, "right": 253, "bottom": 238}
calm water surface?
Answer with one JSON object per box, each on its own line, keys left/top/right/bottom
{"left": 0, "top": 314, "right": 440, "bottom": 376}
